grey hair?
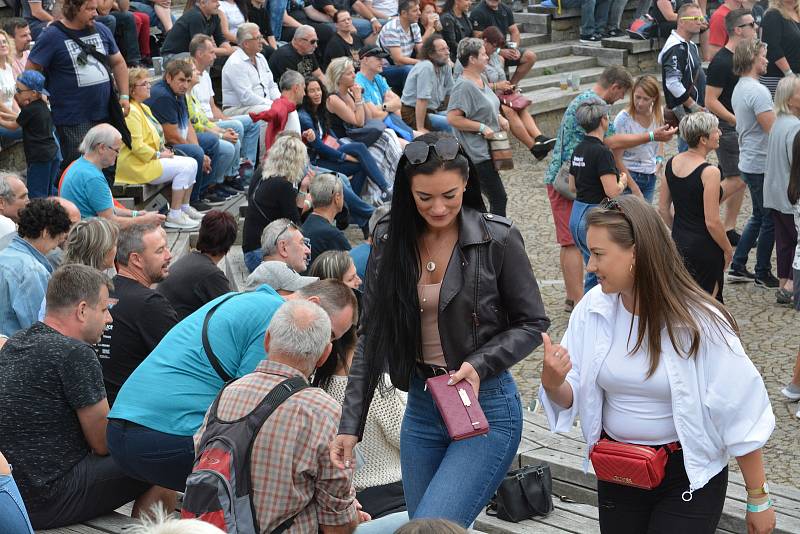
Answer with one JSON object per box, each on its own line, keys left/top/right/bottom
{"left": 309, "top": 173, "right": 342, "bottom": 208}
{"left": 457, "top": 37, "right": 483, "bottom": 67}
{"left": 325, "top": 56, "right": 354, "bottom": 93}
{"left": 236, "top": 22, "right": 260, "bottom": 45}
{"left": 266, "top": 299, "right": 332, "bottom": 368}
{"left": 774, "top": 74, "right": 800, "bottom": 115}
{"left": 293, "top": 24, "right": 315, "bottom": 41}
{"left": 279, "top": 70, "right": 305, "bottom": 92}
{"left": 0, "top": 172, "right": 22, "bottom": 204}
{"left": 678, "top": 111, "right": 720, "bottom": 148}
{"left": 126, "top": 508, "right": 226, "bottom": 534}
{"left": 261, "top": 218, "right": 298, "bottom": 256}
{"left": 78, "top": 123, "right": 121, "bottom": 155}
{"left": 115, "top": 222, "right": 162, "bottom": 267}
{"left": 575, "top": 97, "right": 609, "bottom": 132}
{"left": 63, "top": 218, "right": 120, "bottom": 270}
{"left": 259, "top": 133, "right": 309, "bottom": 186}
{"left": 46, "top": 264, "right": 114, "bottom": 315}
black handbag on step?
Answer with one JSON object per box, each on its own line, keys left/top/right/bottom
{"left": 486, "top": 464, "right": 554, "bottom": 522}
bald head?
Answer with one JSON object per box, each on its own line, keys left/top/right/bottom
{"left": 0, "top": 173, "right": 29, "bottom": 222}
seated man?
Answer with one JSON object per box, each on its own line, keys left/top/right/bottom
{"left": 302, "top": 173, "right": 351, "bottom": 267}
{"left": 251, "top": 218, "right": 312, "bottom": 274}
{"left": 4, "top": 18, "right": 32, "bottom": 77}
{"left": 377, "top": 0, "right": 432, "bottom": 93}
{"left": 20, "top": 0, "right": 54, "bottom": 40}
{"left": 470, "top": 0, "right": 538, "bottom": 83}
{"left": 146, "top": 59, "right": 236, "bottom": 208}
{"left": 0, "top": 199, "right": 71, "bottom": 336}
{"left": 280, "top": 0, "right": 335, "bottom": 56}
{"left": 95, "top": 0, "right": 143, "bottom": 66}
{"left": 251, "top": 70, "right": 306, "bottom": 150}
{"left": 400, "top": 35, "right": 453, "bottom": 133}
{"left": 222, "top": 23, "right": 281, "bottom": 117}
{"left": 59, "top": 124, "right": 165, "bottom": 227}
{"left": 97, "top": 223, "right": 178, "bottom": 405}
{"left": 192, "top": 299, "right": 362, "bottom": 532}
{"left": 245, "top": 259, "right": 318, "bottom": 291}
{"left": 160, "top": 0, "right": 233, "bottom": 58}
{"left": 106, "top": 279, "right": 357, "bottom": 491}
{"left": 268, "top": 25, "right": 329, "bottom": 86}
{"left": 313, "top": 0, "right": 383, "bottom": 42}
{"left": 0, "top": 172, "right": 29, "bottom": 250}
{"left": 356, "top": 45, "right": 413, "bottom": 136}
{"left": 0, "top": 264, "right": 174, "bottom": 529}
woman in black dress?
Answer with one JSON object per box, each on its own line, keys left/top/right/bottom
{"left": 659, "top": 112, "right": 733, "bottom": 302}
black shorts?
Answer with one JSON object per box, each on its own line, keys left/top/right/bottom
{"left": 26, "top": 453, "right": 151, "bottom": 530}
{"left": 716, "top": 124, "right": 740, "bottom": 178}
{"left": 504, "top": 47, "right": 530, "bottom": 67}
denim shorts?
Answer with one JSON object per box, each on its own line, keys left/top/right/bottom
{"left": 0, "top": 473, "right": 34, "bottom": 534}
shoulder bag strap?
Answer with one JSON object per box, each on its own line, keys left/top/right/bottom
{"left": 202, "top": 293, "right": 241, "bottom": 383}
{"left": 52, "top": 21, "right": 112, "bottom": 73}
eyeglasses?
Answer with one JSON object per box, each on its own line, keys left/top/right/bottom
{"left": 104, "top": 144, "right": 121, "bottom": 154}
{"left": 403, "top": 137, "right": 461, "bottom": 164}
{"left": 135, "top": 80, "right": 151, "bottom": 87}
{"left": 274, "top": 221, "right": 311, "bottom": 249}
{"left": 737, "top": 21, "right": 756, "bottom": 28}
{"left": 14, "top": 86, "right": 32, "bottom": 94}
{"left": 679, "top": 16, "right": 705, "bottom": 21}
{"left": 300, "top": 37, "right": 319, "bottom": 45}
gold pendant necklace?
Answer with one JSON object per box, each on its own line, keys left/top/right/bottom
{"left": 422, "top": 235, "right": 436, "bottom": 272}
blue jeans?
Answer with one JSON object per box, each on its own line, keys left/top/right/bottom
{"left": 198, "top": 132, "right": 236, "bottom": 185}
{"left": 129, "top": 0, "right": 176, "bottom": 31}
{"left": 244, "top": 248, "right": 263, "bottom": 273}
{"left": 0, "top": 473, "right": 34, "bottom": 534}
{"left": 95, "top": 14, "right": 117, "bottom": 33}
{"left": 220, "top": 115, "right": 260, "bottom": 179}
{"left": 382, "top": 65, "right": 413, "bottom": 94}
{"left": 312, "top": 165, "right": 374, "bottom": 229}
{"left": 569, "top": 199, "right": 598, "bottom": 292}
{"left": 174, "top": 143, "right": 211, "bottom": 202}
{"left": 427, "top": 111, "right": 453, "bottom": 133}
{"left": 400, "top": 371, "right": 522, "bottom": 527}
{"left": 561, "top": 0, "right": 611, "bottom": 36}
{"left": 213, "top": 120, "right": 244, "bottom": 177}
{"left": 106, "top": 419, "right": 196, "bottom": 491}
{"left": 629, "top": 171, "right": 657, "bottom": 203}
{"left": 267, "top": 0, "right": 290, "bottom": 39}
{"left": 0, "top": 126, "right": 23, "bottom": 143}
{"left": 316, "top": 142, "right": 389, "bottom": 193}
{"left": 27, "top": 158, "right": 62, "bottom": 198}
{"left": 732, "top": 172, "right": 775, "bottom": 278}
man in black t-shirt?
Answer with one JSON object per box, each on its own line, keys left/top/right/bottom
{"left": 98, "top": 223, "right": 178, "bottom": 405}
{"left": 160, "top": 0, "right": 234, "bottom": 58}
{"left": 0, "top": 264, "right": 173, "bottom": 529}
{"left": 470, "top": 0, "right": 537, "bottom": 85}
{"left": 705, "top": 8, "right": 755, "bottom": 246}
{"left": 302, "top": 173, "right": 351, "bottom": 268}
{"left": 269, "top": 25, "right": 329, "bottom": 86}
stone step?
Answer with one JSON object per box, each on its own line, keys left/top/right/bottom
{"left": 527, "top": 0, "right": 638, "bottom": 19}
{"left": 516, "top": 66, "right": 606, "bottom": 93}
{"left": 525, "top": 41, "right": 579, "bottom": 61}
{"left": 527, "top": 54, "right": 599, "bottom": 77}
{"left": 513, "top": 11, "right": 551, "bottom": 34}
{"left": 525, "top": 82, "right": 630, "bottom": 116}
{"left": 601, "top": 35, "right": 663, "bottom": 55}
{"left": 519, "top": 32, "right": 552, "bottom": 48}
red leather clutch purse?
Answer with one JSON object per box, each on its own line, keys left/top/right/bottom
{"left": 426, "top": 373, "right": 489, "bottom": 440}
{"left": 589, "top": 438, "right": 681, "bottom": 490}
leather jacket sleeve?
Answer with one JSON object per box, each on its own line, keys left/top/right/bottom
{"left": 464, "top": 223, "right": 550, "bottom": 380}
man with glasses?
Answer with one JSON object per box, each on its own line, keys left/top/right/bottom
{"left": 269, "top": 25, "right": 329, "bottom": 87}
{"left": 254, "top": 218, "right": 312, "bottom": 274}
{"left": 658, "top": 2, "right": 708, "bottom": 151}
{"left": 706, "top": 8, "right": 757, "bottom": 248}
{"left": 106, "top": 279, "right": 357, "bottom": 492}
{"left": 222, "top": 23, "right": 280, "bottom": 118}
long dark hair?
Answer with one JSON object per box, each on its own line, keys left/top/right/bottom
{"left": 362, "top": 132, "right": 485, "bottom": 391}
{"left": 789, "top": 131, "right": 800, "bottom": 206}
{"left": 301, "top": 76, "right": 329, "bottom": 131}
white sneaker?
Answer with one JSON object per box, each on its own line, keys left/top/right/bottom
{"left": 165, "top": 212, "right": 200, "bottom": 229}
{"left": 796, "top": 406, "right": 800, "bottom": 420}
{"left": 781, "top": 383, "right": 800, "bottom": 401}
{"left": 183, "top": 206, "right": 205, "bottom": 220}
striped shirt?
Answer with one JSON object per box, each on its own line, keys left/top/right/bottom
{"left": 378, "top": 18, "right": 422, "bottom": 62}
{"left": 194, "top": 360, "right": 358, "bottom": 533}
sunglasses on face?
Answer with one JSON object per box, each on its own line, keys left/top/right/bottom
{"left": 679, "top": 16, "right": 705, "bottom": 21}
{"left": 403, "top": 137, "right": 461, "bottom": 164}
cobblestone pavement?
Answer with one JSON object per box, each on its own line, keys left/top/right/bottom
{"left": 500, "top": 139, "right": 800, "bottom": 487}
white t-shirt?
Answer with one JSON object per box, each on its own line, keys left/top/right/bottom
{"left": 369, "top": 0, "right": 398, "bottom": 17}
{"left": 219, "top": 0, "right": 247, "bottom": 34}
{"left": 0, "top": 214, "right": 16, "bottom": 251}
{"left": 0, "top": 64, "right": 15, "bottom": 109}
{"left": 596, "top": 303, "right": 679, "bottom": 446}
{"left": 191, "top": 70, "right": 215, "bottom": 120}
{"left": 613, "top": 110, "right": 658, "bottom": 175}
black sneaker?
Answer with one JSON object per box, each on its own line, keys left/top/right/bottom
{"left": 727, "top": 265, "right": 755, "bottom": 282}
{"left": 580, "top": 34, "right": 602, "bottom": 44}
{"left": 606, "top": 28, "right": 625, "bottom": 37}
{"left": 379, "top": 189, "right": 393, "bottom": 203}
{"left": 190, "top": 200, "right": 213, "bottom": 213}
{"left": 754, "top": 273, "right": 780, "bottom": 289}
{"left": 225, "top": 177, "right": 245, "bottom": 192}
{"left": 218, "top": 184, "right": 241, "bottom": 197}
{"left": 202, "top": 192, "right": 228, "bottom": 205}
{"left": 726, "top": 229, "right": 741, "bottom": 246}
{"left": 776, "top": 288, "right": 794, "bottom": 305}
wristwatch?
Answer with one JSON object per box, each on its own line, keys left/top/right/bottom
{"left": 382, "top": 103, "right": 387, "bottom": 112}
{"left": 746, "top": 482, "right": 770, "bottom": 497}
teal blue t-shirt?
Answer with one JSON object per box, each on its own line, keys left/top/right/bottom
{"left": 59, "top": 157, "right": 114, "bottom": 218}
{"left": 108, "top": 285, "right": 285, "bottom": 436}
{"left": 355, "top": 72, "right": 390, "bottom": 107}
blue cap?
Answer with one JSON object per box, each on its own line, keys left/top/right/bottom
{"left": 16, "top": 70, "right": 49, "bottom": 96}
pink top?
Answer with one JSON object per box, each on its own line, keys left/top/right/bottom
{"left": 418, "top": 281, "right": 446, "bottom": 367}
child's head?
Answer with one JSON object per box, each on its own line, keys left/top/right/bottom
{"left": 15, "top": 70, "right": 48, "bottom": 106}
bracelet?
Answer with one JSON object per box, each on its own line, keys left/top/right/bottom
{"left": 119, "top": 94, "right": 129, "bottom": 100}
{"left": 355, "top": 100, "right": 364, "bottom": 106}
{"left": 655, "top": 155, "right": 664, "bottom": 164}
{"left": 746, "top": 499, "right": 773, "bottom": 513}
{"left": 783, "top": 69, "right": 794, "bottom": 77}
{"left": 131, "top": 210, "right": 139, "bottom": 217}
{"left": 478, "top": 122, "right": 486, "bottom": 135}
{"left": 370, "top": 16, "right": 378, "bottom": 22}
{"left": 648, "top": 131, "right": 655, "bottom": 142}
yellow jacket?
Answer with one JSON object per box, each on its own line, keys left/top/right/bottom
{"left": 117, "top": 101, "right": 164, "bottom": 184}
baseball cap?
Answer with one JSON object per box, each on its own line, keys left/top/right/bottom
{"left": 17, "top": 70, "right": 49, "bottom": 96}
{"left": 244, "top": 261, "right": 319, "bottom": 292}
{"left": 358, "top": 45, "right": 389, "bottom": 60}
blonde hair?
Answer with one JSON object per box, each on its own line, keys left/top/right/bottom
{"left": 769, "top": 0, "right": 800, "bottom": 21}
{"left": 325, "top": 56, "right": 354, "bottom": 93}
{"left": 678, "top": 111, "right": 719, "bottom": 148}
{"left": 732, "top": 38, "right": 766, "bottom": 76}
{"left": 127, "top": 508, "right": 225, "bottom": 534}
{"left": 626, "top": 75, "right": 664, "bottom": 126}
{"left": 63, "top": 218, "right": 119, "bottom": 270}
{"left": 260, "top": 132, "right": 309, "bottom": 186}
{"left": 0, "top": 30, "right": 16, "bottom": 68}
{"left": 774, "top": 74, "right": 800, "bottom": 115}
{"left": 128, "top": 67, "right": 150, "bottom": 100}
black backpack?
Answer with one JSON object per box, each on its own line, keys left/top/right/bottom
{"left": 180, "top": 376, "right": 309, "bottom": 533}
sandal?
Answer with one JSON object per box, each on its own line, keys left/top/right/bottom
{"left": 564, "top": 299, "right": 575, "bottom": 313}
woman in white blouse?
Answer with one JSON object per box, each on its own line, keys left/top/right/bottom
{"left": 0, "top": 30, "right": 21, "bottom": 144}
{"left": 539, "top": 195, "right": 776, "bottom": 534}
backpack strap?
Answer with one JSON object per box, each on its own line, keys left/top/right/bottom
{"left": 202, "top": 293, "right": 241, "bottom": 383}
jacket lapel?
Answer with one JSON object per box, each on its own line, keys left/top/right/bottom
{"left": 439, "top": 208, "right": 491, "bottom": 312}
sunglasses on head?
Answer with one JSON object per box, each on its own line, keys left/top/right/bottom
{"left": 403, "top": 137, "right": 461, "bottom": 164}
{"left": 599, "top": 197, "right": 634, "bottom": 227}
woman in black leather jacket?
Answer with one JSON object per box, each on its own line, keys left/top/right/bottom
{"left": 331, "top": 132, "right": 550, "bottom": 527}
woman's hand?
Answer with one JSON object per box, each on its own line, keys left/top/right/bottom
{"left": 541, "top": 333, "right": 572, "bottom": 392}
{"left": 499, "top": 116, "right": 510, "bottom": 132}
{"left": 351, "top": 83, "right": 363, "bottom": 100}
{"left": 495, "top": 80, "right": 514, "bottom": 93}
{"left": 222, "top": 128, "right": 238, "bottom": 143}
{"left": 448, "top": 361, "right": 480, "bottom": 397}
{"left": 330, "top": 434, "right": 359, "bottom": 469}
{"left": 302, "top": 129, "right": 316, "bottom": 143}
{"left": 746, "top": 508, "right": 776, "bottom": 534}
{"left": 344, "top": 154, "right": 359, "bottom": 163}
{"left": 159, "top": 148, "right": 174, "bottom": 159}
{"left": 724, "top": 247, "right": 733, "bottom": 269}
{"left": 481, "top": 125, "right": 495, "bottom": 138}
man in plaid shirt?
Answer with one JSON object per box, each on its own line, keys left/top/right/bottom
{"left": 195, "top": 299, "right": 362, "bottom": 533}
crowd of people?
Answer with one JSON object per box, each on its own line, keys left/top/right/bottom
{"left": 0, "top": 0, "right": 796, "bottom": 533}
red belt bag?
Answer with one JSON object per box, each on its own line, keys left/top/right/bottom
{"left": 589, "top": 438, "right": 681, "bottom": 490}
